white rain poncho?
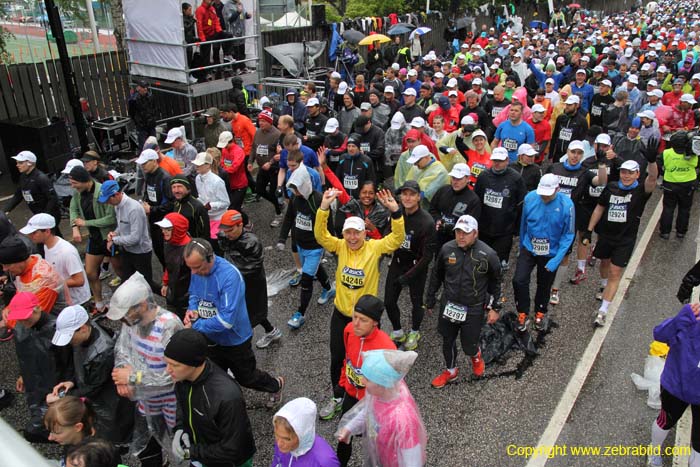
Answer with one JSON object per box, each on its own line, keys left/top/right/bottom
{"left": 111, "top": 272, "right": 185, "bottom": 462}
{"left": 336, "top": 350, "right": 427, "bottom": 467}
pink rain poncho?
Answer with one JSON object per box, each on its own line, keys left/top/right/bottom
{"left": 336, "top": 350, "right": 427, "bottom": 467}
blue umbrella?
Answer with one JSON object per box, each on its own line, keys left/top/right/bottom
{"left": 388, "top": 23, "right": 416, "bottom": 35}
{"left": 409, "top": 26, "right": 432, "bottom": 40}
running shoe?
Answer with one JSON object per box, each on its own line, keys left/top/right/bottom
{"left": 289, "top": 271, "right": 302, "bottom": 287}
{"left": 256, "top": 327, "right": 282, "bottom": 349}
{"left": 594, "top": 312, "right": 606, "bottom": 327}
{"left": 659, "top": 232, "right": 670, "bottom": 240}
{"left": 109, "top": 276, "right": 122, "bottom": 287}
{"left": 0, "top": 327, "right": 14, "bottom": 342}
{"left": 223, "top": 55, "right": 235, "bottom": 63}
{"left": 569, "top": 268, "right": 587, "bottom": 285}
{"left": 646, "top": 454, "right": 662, "bottom": 467}
{"left": 431, "top": 369, "right": 459, "bottom": 388}
{"left": 390, "top": 329, "right": 406, "bottom": 344}
{"left": 319, "top": 397, "right": 342, "bottom": 420}
{"left": 99, "top": 267, "right": 112, "bottom": 280}
{"left": 269, "top": 214, "right": 284, "bottom": 228}
{"left": 595, "top": 288, "right": 604, "bottom": 301}
{"left": 516, "top": 312, "right": 529, "bottom": 333}
{"left": 471, "top": 350, "right": 484, "bottom": 377}
{"left": 266, "top": 377, "right": 284, "bottom": 409}
{"left": 317, "top": 285, "right": 336, "bottom": 305}
{"left": 677, "top": 232, "right": 686, "bottom": 239}
{"left": 534, "top": 311, "right": 546, "bottom": 331}
{"left": 549, "top": 289, "right": 560, "bottom": 305}
{"left": 287, "top": 311, "right": 305, "bottom": 329}
{"left": 404, "top": 330, "right": 421, "bottom": 351}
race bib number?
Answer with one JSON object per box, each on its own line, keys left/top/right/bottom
{"left": 306, "top": 130, "right": 316, "bottom": 138}
{"left": 197, "top": 299, "right": 217, "bottom": 319}
{"left": 484, "top": 191, "right": 504, "bottom": 209}
{"left": 401, "top": 233, "right": 412, "bottom": 250}
{"left": 471, "top": 165, "right": 484, "bottom": 177}
{"left": 589, "top": 185, "right": 604, "bottom": 197}
{"left": 491, "top": 107, "right": 504, "bottom": 118}
{"left": 146, "top": 185, "right": 158, "bottom": 203}
{"left": 360, "top": 142, "right": 371, "bottom": 153}
{"left": 22, "top": 190, "right": 34, "bottom": 203}
{"left": 389, "top": 144, "right": 402, "bottom": 156}
{"left": 503, "top": 139, "right": 518, "bottom": 151}
{"left": 257, "top": 145, "right": 269, "bottom": 156}
{"left": 295, "top": 213, "right": 313, "bottom": 231}
{"left": 531, "top": 237, "right": 550, "bottom": 256}
{"left": 591, "top": 105, "right": 602, "bottom": 117}
{"left": 560, "top": 127, "right": 573, "bottom": 142}
{"left": 559, "top": 187, "right": 572, "bottom": 197}
{"left": 441, "top": 214, "right": 456, "bottom": 227}
{"left": 607, "top": 205, "right": 627, "bottom": 223}
{"left": 330, "top": 154, "right": 340, "bottom": 162}
{"left": 443, "top": 301, "right": 467, "bottom": 322}
{"left": 343, "top": 175, "right": 359, "bottom": 190}
{"left": 345, "top": 359, "right": 365, "bottom": 388}
{"left": 340, "top": 266, "right": 365, "bottom": 289}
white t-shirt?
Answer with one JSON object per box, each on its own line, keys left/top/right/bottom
{"left": 46, "top": 238, "right": 91, "bottom": 305}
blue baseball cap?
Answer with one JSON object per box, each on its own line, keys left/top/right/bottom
{"left": 98, "top": 180, "right": 121, "bottom": 203}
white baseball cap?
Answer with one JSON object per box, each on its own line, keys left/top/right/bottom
{"left": 407, "top": 69, "right": 418, "bottom": 77}
{"left": 461, "top": 115, "right": 475, "bottom": 126}
{"left": 565, "top": 95, "right": 581, "bottom": 105}
{"left": 216, "top": 131, "right": 234, "bottom": 148}
{"left": 306, "top": 97, "right": 320, "bottom": 107}
{"left": 472, "top": 78, "right": 483, "bottom": 86}
{"left": 52, "top": 305, "right": 90, "bottom": 346}
{"left": 164, "top": 127, "right": 184, "bottom": 144}
{"left": 324, "top": 118, "right": 339, "bottom": 132}
{"left": 154, "top": 217, "right": 174, "bottom": 229}
{"left": 135, "top": 148, "right": 159, "bottom": 165}
{"left": 628, "top": 74, "right": 639, "bottom": 84}
{"left": 403, "top": 88, "right": 417, "bottom": 96}
{"left": 490, "top": 147, "right": 509, "bottom": 160}
{"left": 192, "top": 152, "right": 213, "bottom": 166}
{"left": 342, "top": 216, "right": 365, "bottom": 232}
{"left": 384, "top": 85, "right": 395, "bottom": 94}
{"left": 20, "top": 213, "right": 56, "bottom": 234}
{"left": 390, "top": 113, "right": 405, "bottom": 130}
{"left": 471, "top": 129, "right": 487, "bottom": 139}
{"left": 531, "top": 104, "right": 546, "bottom": 113}
{"left": 593, "top": 65, "right": 604, "bottom": 72}
{"left": 448, "top": 163, "right": 470, "bottom": 179}
{"left": 448, "top": 90, "right": 458, "bottom": 97}
{"left": 406, "top": 144, "right": 431, "bottom": 164}
{"left": 434, "top": 72, "right": 445, "bottom": 79}
{"left": 641, "top": 63, "right": 652, "bottom": 71}
{"left": 637, "top": 110, "right": 656, "bottom": 120}
{"left": 649, "top": 89, "right": 664, "bottom": 98}
{"left": 410, "top": 117, "right": 426, "bottom": 128}
{"left": 576, "top": 68, "right": 587, "bottom": 75}
{"left": 620, "top": 160, "right": 640, "bottom": 171}
{"left": 601, "top": 79, "right": 613, "bottom": 87}
{"left": 595, "top": 133, "right": 612, "bottom": 145}
{"left": 447, "top": 78, "right": 458, "bottom": 88}
{"left": 518, "top": 144, "right": 538, "bottom": 156}
{"left": 360, "top": 102, "right": 372, "bottom": 111}
{"left": 681, "top": 94, "right": 697, "bottom": 104}
{"left": 536, "top": 173, "right": 559, "bottom": 196}
{"left": 453, "top": 215, "right": 478, "bottom": 233}
{"left": 13, "top": 150, "right": 37, "bottom": 163}
{"left": 331, "top": 71, "right": 341, "bottom": 79}
{"left": 61, "top": 158, "right": 84, "bottom": 174}
{"left": 647, "top": 79, "right": 658, "bottom": 87}
{"left": 545, "top": 78, "right": 555, "bottom": 85}
{"left": 568, "top": 140, "right": 585, "bottom": 151}
{"left": 338, "top": 82, "right": 348, "bottom": 95}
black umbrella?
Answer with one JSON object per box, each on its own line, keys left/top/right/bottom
{"left": 387, "top": 23, "right": 416, "bottom": 35}
{"left": 342, "top": 29, "right": 365, "bottom": 45}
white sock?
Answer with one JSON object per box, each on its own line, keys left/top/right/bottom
{"left": 600, "top": 278, "right": 608, "bottom": 288}
{"left": 690, "top": 448, "right": 700, "bottom": 467}
{"left": 577, "top": 260, "right": 586, "bottom": 272}
{"left": 650, "top": 418, "right": 670, "bottom": 450}
{"left": 599, "top": 300, "right": 611, "bottom": 313}
{"left": 447, "top": 368, "right": 457, "bottom": 375}
{"left": 95, "top": 301, "right": 104, "bottom": 310}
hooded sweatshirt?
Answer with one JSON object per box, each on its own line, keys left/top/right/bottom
{"left": 204, "top": 108, "right": 229, "bottom": 149}
{"left": 271, "top": 398, "right": 340, "bottom": 467}
{"left": 162, "top": 213, "right": 191, "bottom": 311}
{"left": 279, "top": 167, "right": 325, "bottom": 250}
{"left": 281, "top": 89, "right": 308, "bottom": 133}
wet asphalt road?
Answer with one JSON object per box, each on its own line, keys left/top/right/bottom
{"left": 0, "top": 179, "right": 693, "bottom": 467}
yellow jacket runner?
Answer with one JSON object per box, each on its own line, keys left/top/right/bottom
{"left": 314, "top": 208, "right": 405, "bottom": 317}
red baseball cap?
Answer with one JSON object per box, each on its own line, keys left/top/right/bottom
{"left": 451, "top": 66, "right": 461, "bottom": 75}
{"left": 7, "top": 292, "right": 40, "bottom": 320}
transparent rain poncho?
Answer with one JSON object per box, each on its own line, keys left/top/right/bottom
{"left": 336, "top": 350, "right": 427, "bottom": 467}
{"left": 111, "top": 272, "right": 185, "bottom": 463}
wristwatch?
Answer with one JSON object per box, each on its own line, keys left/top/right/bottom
{"left": 128, "top": 373, "right": 137, "bottom": 385}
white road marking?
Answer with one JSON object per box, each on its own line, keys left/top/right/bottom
{"left": 525, "top": 197, "right": 664, "bottom": 467}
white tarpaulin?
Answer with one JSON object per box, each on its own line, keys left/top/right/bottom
{"left": 272, "top": 12, "right": 311, "bottom": 28}
{"left": 123, "top": 0, "right": 188, "bottom": 83}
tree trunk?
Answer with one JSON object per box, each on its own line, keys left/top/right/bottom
{"left": 109, "top": 0, "right": 126, "bottom": 52}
